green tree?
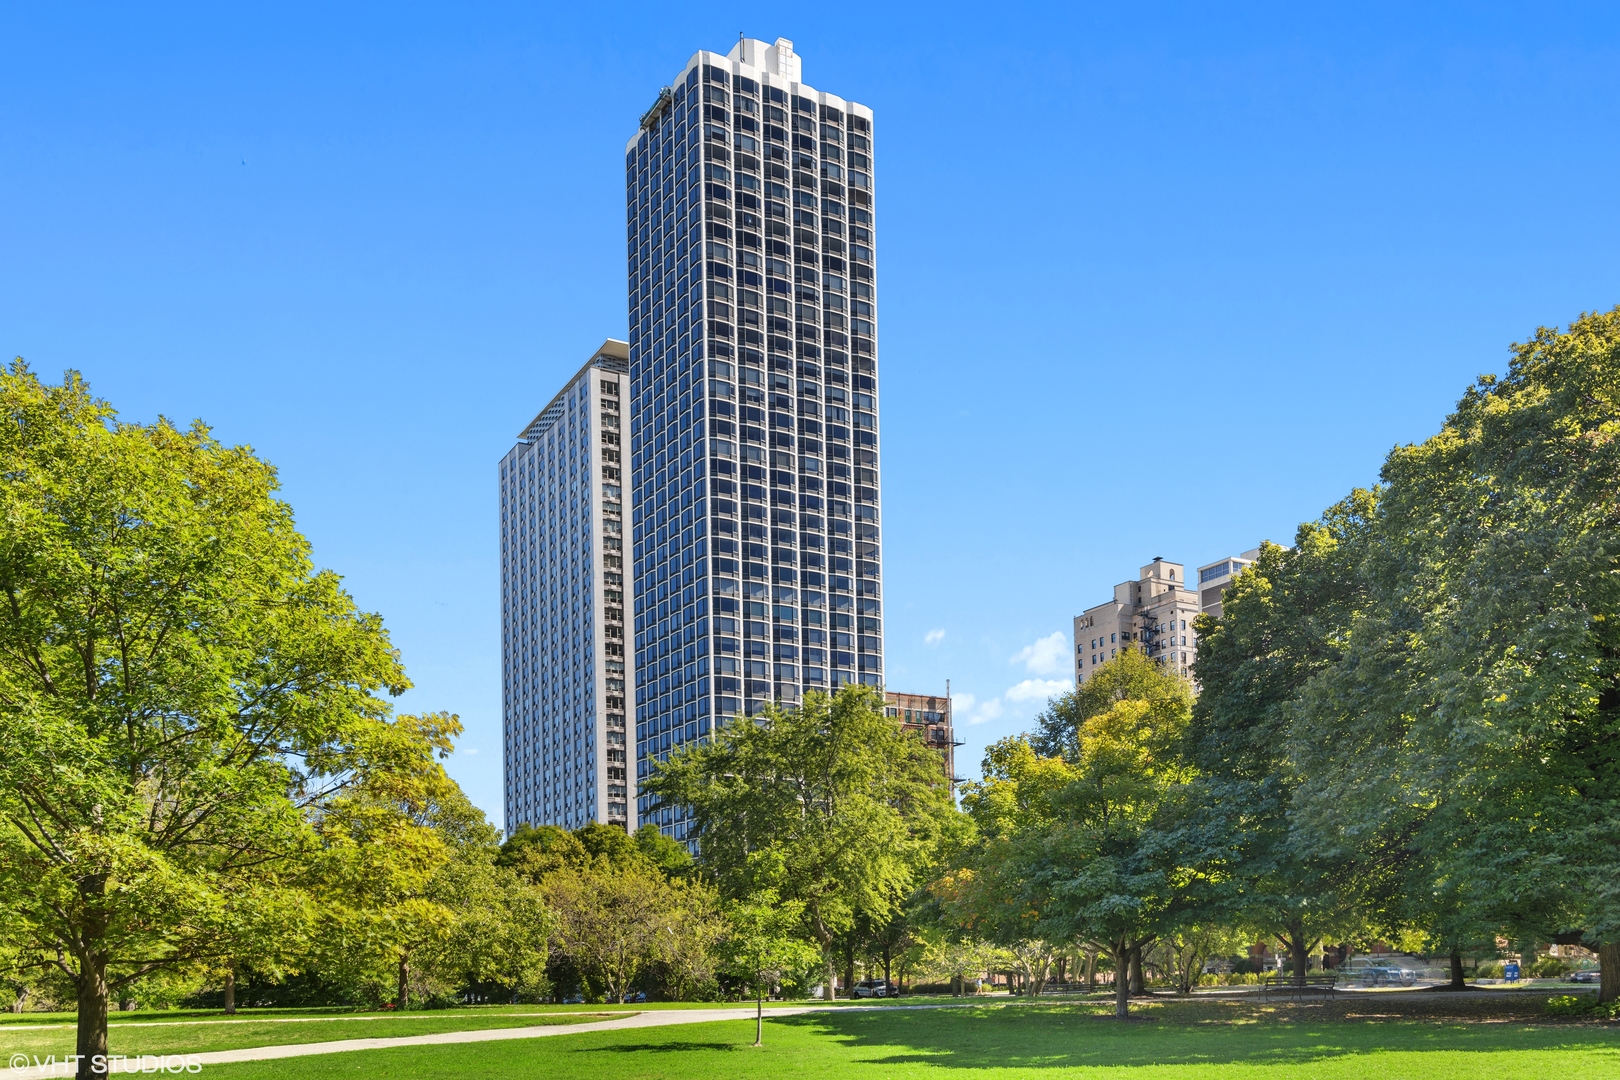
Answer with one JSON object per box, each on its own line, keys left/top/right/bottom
{"left": 0, "top": 365, "right": 437, "bottom": 1076}
{"left": 946, "top": 738, "right": 1078, "bottom": 965}
{"left": 1189, "top": 309, "right": 1620, "bottom": 999}
{"left": 497, "top": 824, "right": 588, "bottom": 883}
{"left": 1189, "top": 526, "right": 1377, "bottom": 986}
{"left": 298, "top": 713, "right": 474, "bottom": 1009}
{"left": 644, "top": 684, "right": 965, "bottom": 998}
{"left": 539, "top": 859, "right": 686, "bottom": 1003}
{"left": 959, "top": 651, "right": 1210, "bottom": 1017}
{"left": 1161, "top": 923, "right": 1249, "bottom": 995}
{"left": 1290, "top": 308, "right": 1620, "bottom": 997}
{"left": 573, "top": 821, "right": 641, "bottom": 866}
{"left": 314, "top": 763, "right": 553, "bottom": 1007}
{"left": 719, "top": 890, "right": 820, "bottom": 1045}
{"left": 410, "top": 800, "right": 553, "bottom": 1005}
{"left": 495, "top": 821, "right": 701, "bottom": 1001}
{"left": 648, "top": 876, "right": 723, "bottom": 1001}
{"left": 635, "top": 823, "right": 694, "bottom": 878}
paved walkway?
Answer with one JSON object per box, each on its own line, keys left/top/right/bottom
{"left": 0, "top": 1013, "right": 607, "bottom": 1033}
{"left": 8, "top": 1004, "right": 958, "bottom": 1078}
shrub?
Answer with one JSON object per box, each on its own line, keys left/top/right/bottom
{"left": 1530, "top": 957, "right": 1572, "bottom": 978}
{"left": 1477, "top": 962, "right": 1505, "bottom": 979}
{"left": 1545, "top": 995, "right": 1591, "bottom": 1017}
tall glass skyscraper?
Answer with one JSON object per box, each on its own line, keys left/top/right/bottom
{"left": 500, "top": 341, "right": 633, "bottom": 832}
{"left": 626, "top": 38, "right": 884, "bottom": 839}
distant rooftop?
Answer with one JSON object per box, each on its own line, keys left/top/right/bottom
{"left": 516, "top": 339, "right": 628, "bottom": 444}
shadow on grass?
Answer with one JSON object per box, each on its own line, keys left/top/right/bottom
{"left": 771, "top": 1001, "right": 1620, "bottom": 1070}
{"left": 584, "top": 1039, "right": 740, "bottom": 1054}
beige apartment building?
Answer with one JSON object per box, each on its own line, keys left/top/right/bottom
{"left": 1073, "top": 557, "right": 1199, "bottom": 684}
{"left": 1072, "top": 548, "right": 1266, "bottom": 686}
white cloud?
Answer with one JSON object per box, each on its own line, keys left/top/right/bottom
{"left": 925, "top": 628, "right": 946, "bottom": 646}
{"left": 1005, "top": 678, "right": 1072, "bottom": 703}
{"left": 1012, "top": 631, "right": 1070, "bottom": 676}
{"left": 462, "top": 747, "right": 480, "bottom": 756}
{"left": 952, "top": 691, "right": 1005, "bottom": 726}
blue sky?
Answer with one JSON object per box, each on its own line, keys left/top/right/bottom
{"left": 4, "top": 2, "right": 1618, "bottom": 828}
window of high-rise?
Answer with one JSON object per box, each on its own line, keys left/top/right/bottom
{"left": 626, "top": 38, "right": 883, "bottom": 840}
{"left": 500, "top": 342, "right": 632, "bottom": 833}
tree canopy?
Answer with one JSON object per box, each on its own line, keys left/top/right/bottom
{"left": 644, "top": 684, "right": 966, "bottom": 997}
{"left": 0, "top": 363, "right": 449, "bottom": 1072}
{"left": 1193, "top": 307, "right": 1620, "bottom": 998}
{"left": 957, "top": 650, "right": 1210, "bottom": 1016}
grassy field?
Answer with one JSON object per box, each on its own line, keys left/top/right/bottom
{"left": 0, "top": 1009, "right": 611, "bottom": 1059}
{"left": 199, "top": 997, "right": 1620, "bottom": 1080}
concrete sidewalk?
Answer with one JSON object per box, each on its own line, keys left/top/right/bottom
{"left": 9, "top": 1003, "right": 979, "bottom": 1078}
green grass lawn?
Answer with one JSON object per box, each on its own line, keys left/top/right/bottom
{"left": 201, "top": 998, "right": 1620, "bottom": 1080}
{"left": 0, "top": 1010, "right": 611, "bottom": 1059}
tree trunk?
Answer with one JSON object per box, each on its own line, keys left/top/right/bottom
{"left": 1085, "top": 947, "right": 1097, "bottom": 990}
{"left": 224, "top": 966, "right": 236, "bottom": 1014}
{"left": 1286, "top": 918, "right": 1309, "bottom": 987}
{"left": 811, "top": 912, "right": 837, "bottom": 1001}
{"left": 1600, "top": 941, "right": 1620, "bottom": 1005}
{"left": 755, "top": 984, "right": 763, "bottom": 1046}
{"left": 75, "top": 954, "right": 109, "bottom": 1080}
{"left": 842, "top": 942, "right": 855, "bottom": 1002}
{"left": 883, "top": 944, "right": 892, "bottom": 989}
{"left": 1129, "top": 945, "right": 1144, "bottom": 996}
{"left": 396, "top": 954, "right": 409, "bottom": 1011}
{"left": 1449, "top": 949, "right": 1466, "bottom": 991}
{"left": 1112, "top": 941, "right": 1131, "bottom": 1019}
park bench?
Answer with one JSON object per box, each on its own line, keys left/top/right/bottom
{"left": 1258, "top": 973, "right": 1338, "bottom": 1002}
{"left": 1037, "top": 981, "right": 1093, "bottom": 995}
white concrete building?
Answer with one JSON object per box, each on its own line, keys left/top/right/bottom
{"left": 500, "top": 340, "right": 634, "bottom": 831}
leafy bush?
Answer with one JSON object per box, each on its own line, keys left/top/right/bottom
{"left": 1530, "top": 957, "right": 1572, "bottom": 978}
{"left": 1545, "top": 995, "right": 1591, "bottom": 1017}
{"left": 1477, "top": 962, "right": 1505, "bottom": 979}
{"left": 1541, "top": 994, "right": 1620, "bottom": 1019}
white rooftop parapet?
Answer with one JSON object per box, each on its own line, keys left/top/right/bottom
{"left": 727, "top": 36, "right": 801, "bottom": 81}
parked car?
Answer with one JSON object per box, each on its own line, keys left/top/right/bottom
{"left": 1357, "top": 966, "right": 1416, "bottom": 987}
{"left": 853, "top": 979, "right": 896, "bottom": 998}
{"left": 1567, "top": 970, "right": 1601, "bottom": 984}
{"left": 562, "top": 993, "right": 585, "bottom": 1004}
